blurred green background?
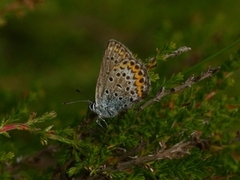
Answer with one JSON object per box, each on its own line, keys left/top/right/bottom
{"left": 0, "top": 0, "right": 240, "bottom": 127}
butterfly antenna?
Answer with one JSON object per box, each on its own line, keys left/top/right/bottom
{"left": 76, "top": 89, "right": 94, "bottom": 101}
{"left": 62, "top": 89, "right": 93, "bottom": 105}
{"left": 62, "top": 100, "right": 90, "bottom": 105}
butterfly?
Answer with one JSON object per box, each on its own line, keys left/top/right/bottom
{"left": 88, "top": 39, "right": 151, "bottom": 121}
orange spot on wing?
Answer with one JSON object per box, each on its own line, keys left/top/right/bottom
{"left": 126, "top": 62, "right": 146, "bottom": 98}
{"left": 119, "top": 51, "right": 126, "bottom": 59}
{"left": 114, "top": 60, "right": 149, "bottom": 98}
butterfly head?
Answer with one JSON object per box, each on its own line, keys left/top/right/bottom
{"left": 88, "top": 101, "right": 95, "bottom": 112}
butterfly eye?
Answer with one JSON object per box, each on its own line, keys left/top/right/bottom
{"left": 89, "top": 102, "right": 95, "bottom": 111}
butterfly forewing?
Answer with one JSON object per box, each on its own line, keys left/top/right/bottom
{"left": 95, "top": 39, "right": 135, "bottom": 103}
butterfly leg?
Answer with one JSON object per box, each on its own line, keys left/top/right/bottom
{"left": 96, "top": 118, "right": 108, "bottom": 128}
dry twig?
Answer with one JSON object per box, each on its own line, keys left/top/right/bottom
{"left": 138, "top": 66, "right": 221, "bottom": 112}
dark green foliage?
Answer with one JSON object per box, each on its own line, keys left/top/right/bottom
{"left": 1, "top": 43, "right": 239, "bottom": 179}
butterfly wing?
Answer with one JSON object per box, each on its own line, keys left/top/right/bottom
{"left": 95, "top": 39, "right": 134, "bottom": 104}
